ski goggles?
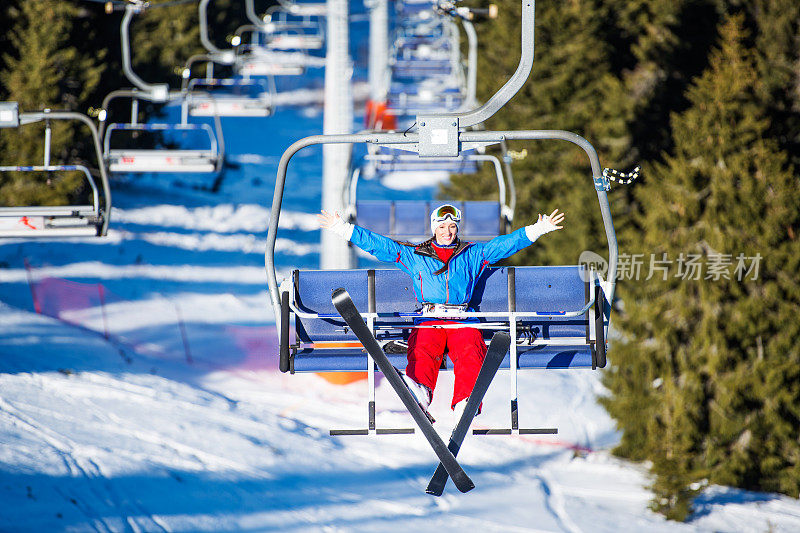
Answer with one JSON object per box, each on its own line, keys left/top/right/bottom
{"left": 431, "top": 204, "right": 462, "bottom": 224}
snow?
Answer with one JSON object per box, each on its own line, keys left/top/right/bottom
{"left": 2, "top": 27, "right": 800, "bottom": 533}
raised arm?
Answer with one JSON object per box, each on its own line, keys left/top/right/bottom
{"left": 318, "top": 211, "right": 412, "bottom": 270}
{"left": 480, "top": 208, "right": 565, "bottom": 264}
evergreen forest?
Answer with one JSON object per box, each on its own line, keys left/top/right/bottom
{"left": 1, "top": 0, "right": 799, "bottom": 521}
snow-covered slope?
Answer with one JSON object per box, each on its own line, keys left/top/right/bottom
{"left": 3, "top": 298, "right": 800, "bottom": 532}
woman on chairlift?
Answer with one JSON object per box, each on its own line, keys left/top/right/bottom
{"left": 319, "top": 203, "right": 565, "bottom": 421}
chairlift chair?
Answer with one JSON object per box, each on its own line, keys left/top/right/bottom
{"left": 101, "top": 2, "right": 224, "bottom": 175}
{"left": 234, "top": 27, "right": 325, "bottom": 76}
{"left": 104, "top": 123, "right": 221, "bottom": 174}
{"left": 265, "top": 0, "right": 618, "bottom": 437}
{"left": 100, "top": 91, "right": 224, "bottom": 175}
{"left": 183, "top": 76, "right": 275, "bottom": 118}
{"left": 0, "top": 103, "right": 111, "bottom": 238}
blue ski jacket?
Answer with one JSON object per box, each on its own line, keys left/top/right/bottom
{"left": 349, "top": 225, "right": 535, "bottom": 307}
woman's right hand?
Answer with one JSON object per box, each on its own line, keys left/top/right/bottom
{"left": 317, "top": 210, "right": 341, "bottom": 229}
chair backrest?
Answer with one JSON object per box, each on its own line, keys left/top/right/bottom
{"left": 467, "top": 266, "right": 509, "bottom": 312}
{"left": 294, "top": 269, "right": 367, "bottom": 343}
{"left": 514, "top": 266, "right": 589, "bottom": 339}
{"left": 460, "top": 201, "right": 502, "bottom": 238}
{"left": 393, "top": 200, "right": 430, "bottom": 237}
{"left": 354, "top": 200, "right": 504, "bottom": 241}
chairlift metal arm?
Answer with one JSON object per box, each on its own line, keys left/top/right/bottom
{"left": 120, "top": 4, "right": 169, "bottom": 95}
{"left": 460, "top": 18, "right": 478, "bottom": 109}
{"left": 500, "top": 139, "right": 516, "bottom": 217}
{"left": 245, "top": 0, "right": 263, "bottom": 26}
{"left": 198, "top": 0, "right": 224, "bottom": 56}
{"left": 18, "top": 111, "right": 112, "bottom": 236}
{"left": 438, "top": 0, "right": 535, "bottom": 129}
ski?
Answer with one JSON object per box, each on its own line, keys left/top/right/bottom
{"left": 331, "top": 288, "right": 475, "bottom": 494}
{"left": 426, "top": 331, "right": 511, "bottom": 496}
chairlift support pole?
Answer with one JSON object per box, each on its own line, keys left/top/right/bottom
{"left": 368, "top": 0, "right": 389, "bottom": 103}
{"left": 321, "top": 0, "right": 354, "bottom": 269}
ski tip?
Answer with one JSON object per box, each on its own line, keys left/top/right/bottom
{"left": 454, "top": 477, "right": 475, "bottom": 493}
{"left": 493, "top": 331, "right": 512, "bottom": 343}
{"left": 425, "top": 486, "right": 445, "bottom": 497}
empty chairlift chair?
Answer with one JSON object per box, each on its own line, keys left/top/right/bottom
{"left": 183, "top": 75, "right": 275, "bottom": 118}
{"left": 101, "top": 92, "right": 224, "bottom": 175}
{"left": 0, "top": 103, "right": 111, "bottom": 238}
{"left": 101, "top": 2, "right": 224, "bottom": 175}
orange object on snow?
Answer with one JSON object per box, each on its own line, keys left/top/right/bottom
{"left": 365, "top": 100, "right": 396, "bottom": 131}
{"left": 316, "top": 372, "right": 367, "bottom": 385}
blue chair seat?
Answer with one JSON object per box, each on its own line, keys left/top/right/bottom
{"left": 293, "top": 347, "right": 408, "bottom": 372}
{"left": 510, "top": 345, "right": 594, "bottom": 369}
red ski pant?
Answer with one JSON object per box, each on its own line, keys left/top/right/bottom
{"left": 406, "top": 322, "right": 487, "bottom": 409}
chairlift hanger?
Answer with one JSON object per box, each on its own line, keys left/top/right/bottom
{"left": 0, "top": 103, "right": 111, "bottom": 237}
{"left": 265, "top": 0, "right": 621, "bottom": 437}
{"left": 99, "top": 91, "right": 224, "bottom": 174}
{"left": 197, "top": 0, "right": 238, "bottom": 65}
{"left": 99, "top": 3, "right": 226, "bottom": 175}
{"left": 267, "top": 0, "right": 619, "bottom": 313}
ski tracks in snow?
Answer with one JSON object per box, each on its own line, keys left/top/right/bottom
{"left": 535, "top": 465, "right": 584, "bottom": 533}
{"left": 0, "top": 394, "right": 170, "bottom": 533}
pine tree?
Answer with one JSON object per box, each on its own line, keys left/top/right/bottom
{"left": 601, "top": 14, "right": 800, "bottom": 519}
{"left": 132, "top": 1, "right": 205, "bottom": 87}
{"left": 0, "top": 0, "right": 103, "bottom": 207}
{"left": 749, "top": 0, "right": 800, "bottom": 166}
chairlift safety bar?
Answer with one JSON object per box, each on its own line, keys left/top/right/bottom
{"left": 0, "top": 165, "right": 100, "bottom": 216}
